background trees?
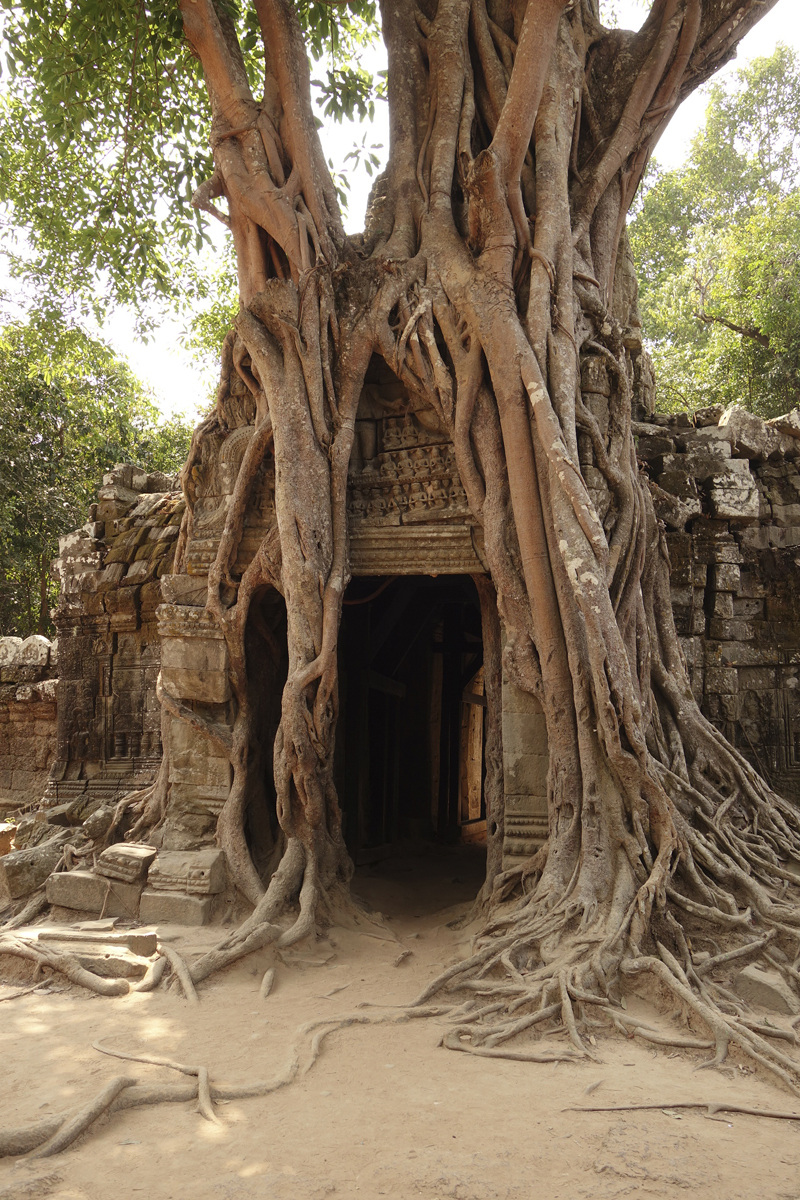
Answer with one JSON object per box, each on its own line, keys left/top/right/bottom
{"left": 0, "top": 319, "right": 191, "bottom": 637}
{"left": 630, "top": 45, "right": 800, "bottom": 416}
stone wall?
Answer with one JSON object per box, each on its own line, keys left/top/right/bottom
{"left": 48, "top": 463, "right": 182, "bottom": 811}
{"left": 0, "top": 636, "right": 58, "bottom": 812}
{"left": 637, "top": 403, "right": 800, "bottom": 796}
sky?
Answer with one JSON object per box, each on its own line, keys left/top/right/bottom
{"left": 109, "top": 0, "right": 800, "bottom": 423}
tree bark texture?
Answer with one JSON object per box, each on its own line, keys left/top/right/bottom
{"left": 144, "top": 0, "right": 800, "bottom": 1085}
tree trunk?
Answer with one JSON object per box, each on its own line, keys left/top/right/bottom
{"left": 149, "top": 0, "right": 800, "bottom": 1087}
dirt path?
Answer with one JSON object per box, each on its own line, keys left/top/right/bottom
{"left": 1, "top": 846, "right": 799, "bottom": 1200}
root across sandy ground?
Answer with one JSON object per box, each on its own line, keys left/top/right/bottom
{"left": 2, "top": 844, "right": 800, "bottom": 1200}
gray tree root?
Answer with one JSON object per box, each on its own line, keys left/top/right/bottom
{"left": 29, "top": 1077, "right": 137, "bottom": 1159}
{"left": 1, "top": 1006, "right": 453, "bottom": 1159}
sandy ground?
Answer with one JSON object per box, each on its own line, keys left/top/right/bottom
{"left": 2, "top": 843, "right": 800, "bottom": 1200}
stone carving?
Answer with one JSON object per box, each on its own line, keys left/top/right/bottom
{"left": 348, "top": 413, "right": 470, "bottom": 528}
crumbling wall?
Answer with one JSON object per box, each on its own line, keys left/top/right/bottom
{"left": 49, "top": 464, "right": 183, "bottom": 809}
{"left": 637, "top": 403, "right": 800, "bottom": 797}
{"left": 0, "top": 636, "right": 58, "bottom": 812}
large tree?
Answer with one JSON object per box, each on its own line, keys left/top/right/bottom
{"left": 6, "top": 0, "right": 800, "bottom": 1085}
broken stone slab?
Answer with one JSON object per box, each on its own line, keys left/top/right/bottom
{"left": 36, "top": 927, "right": 157, "bottom": 956}
{"left": 147, "top": 848, "right": 227, "bottom": 895}
{"left": 11, "top": 929, "right": 151, "bottom": 980}
{"left": 45, "top": 869, "right": 143, "bottom": 918}
{"left": 719, "top": 405, "right": 782, "bottom": 460}
{"left": 0, "top": 832, "right": 70, "bottom": 901}
{"left": 767, "top": 408, "right": 800, "bottom": 440}
{"left": 733, "top": 964, "right": 800, "bottom": 1015}
{"left": 95, "top": 842, "right": 158, "bottom": 884}
{"left": 693, "top": 405, "right": 725, "bottom": 427}
{"left": 139, "top": 890, "right": 215, "bottom": 926}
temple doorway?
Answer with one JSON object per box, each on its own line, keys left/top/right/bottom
{"left": 336, "top": 575, "right": 488, "bottom": 866}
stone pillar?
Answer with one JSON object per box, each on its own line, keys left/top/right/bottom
{"left": 501, "top": 671, "right": 549, "bottom": 870}
{"left": 157, "top": 603, "right": 233, "bottom": 850}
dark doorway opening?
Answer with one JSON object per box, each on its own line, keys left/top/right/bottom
{"left": 336, "top": 575, "right": 487, "bottom": 868}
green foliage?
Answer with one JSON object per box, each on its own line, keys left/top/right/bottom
{"left": 0, "top": 318, "right": 193, "bottom": 637}
{"left": 630, "top": 45, "right": 800, "bottom": 417}
{"left": 0, "top": 0, "right": 383, "bottom": 337}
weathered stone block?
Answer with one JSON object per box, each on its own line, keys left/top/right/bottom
{"left": 709, "top": 618, "right": 753, "bottom": 641}
{"left": 714, "top": 562, "right": 741, "bottom": 592}
{"left": 0, "top": 638, "right": 23, "bottom": 668}
{"left": 767, "top": 409, "right": 800, "bottom": 441}
{"left": 160, "top": 635, "right": 231, "bottom": 703}
{"left": 637, "top": 434, "right": 675, "bottom": 459}
{"left": 500, "top": 681, "right": 544, "bottom": 717}
{"left": 139, "top": 890, "right": 214, "bottom": 926}
{"left": 733, "top": 965, "right": 800, "bottom": 1015}
{"left": 148, "top": 848, "right": 227, "bottom": 894}
{"left": 709, "top": 460, "right": 760, "bottom": 521}
{"left": 719, "top": 405, "right": 782, "bottom": 460}
{"left": 0, "top": 835, "right": 68, "bottom": 900}
{"left": 504, "top": 752, "right": 548, "bottom": 797}
{"left": 713, "top": 592, "right": 734, "bottom": 619}
{"left": 159, "top": 575, "right": 209, "bottom": 607}
{"left": 45, "top": 870, "right": 143, "bottom": 917}
{"left": 96, "top": 842, "right": 157, "bottom": 883}
{"left": 581, "top": 357, "right": 611, "bottom": 396}
{"left": 705, "top": 667, "right": 739, "bottom": 694}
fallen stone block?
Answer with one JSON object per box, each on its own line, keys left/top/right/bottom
{"left": 733, "top": 964, "right": 800, "bottom": 1015}
{"left": 767, "top": 408, "right": 800, "bottom": 440}
{"left": 37, "top": 927, "right": 157, "bottom": 956}
{"left": 147, "top": 848, "right": 227, "bottom": 895}
{"left": 11, "top": 934, "right": 149, "bottom": 980}
{"left": 719, "top": 405, "right": 781, "bottom": 460}
{"left": 45, "top": 870, "right": 143, "bottom": 918}
{"left": 96, "top": 842, "right": 157, "bottom": 883}
{"left": 139, "top": 889, "right": 214, "bottom": 926}
{"left": 0, "top": 833, "right": 69, "bottom": 901}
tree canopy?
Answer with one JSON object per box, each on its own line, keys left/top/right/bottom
{"left": 630, "top": 44, "right": 800, "bottom": 417}
{"left": 0, "top": 318, "right": 192, "bottom": 637}
{"left": 0, "top": 0, "right": 385, "bottom": 342}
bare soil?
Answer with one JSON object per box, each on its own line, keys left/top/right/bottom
{"left": 1, "top": 844, "right": 799, "bottom": 1200}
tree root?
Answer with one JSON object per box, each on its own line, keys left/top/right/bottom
{"left": 158, "top": 944, "right": 199, "bottom": 1004}
{"left": 442, "top": 1029, "right": 582, "bottom": 1062}
{"left": 0, "top": 936, "right": 129, "bottom": 997}
{"left": 131, "top": 954, "right": 168, "bottom": 994}
{"left": 1, "top": 890, "right": 49, "bottom": 932}
{"left": 566, "top": 1101, "right": 800, "bottom": 1123}
{"left": 1, "top": 1005, "right": 454, "bottom": 1159}
{"left": 29, "top": 1077, "right": 137, "bottom": 1159}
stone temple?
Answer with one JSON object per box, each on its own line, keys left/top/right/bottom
{"left": 4, "top": 354, "right": 800, "bottom": 924}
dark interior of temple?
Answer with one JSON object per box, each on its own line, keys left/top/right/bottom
{"left": 336, "top": 575, "right": 488, "bottom": 864}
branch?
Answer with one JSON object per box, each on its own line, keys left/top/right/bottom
{"left": 253, "top": 0, "right": 344, "bottom": 255}
{"left": 694, "top": 310, "right": 770, "bottom": 348}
